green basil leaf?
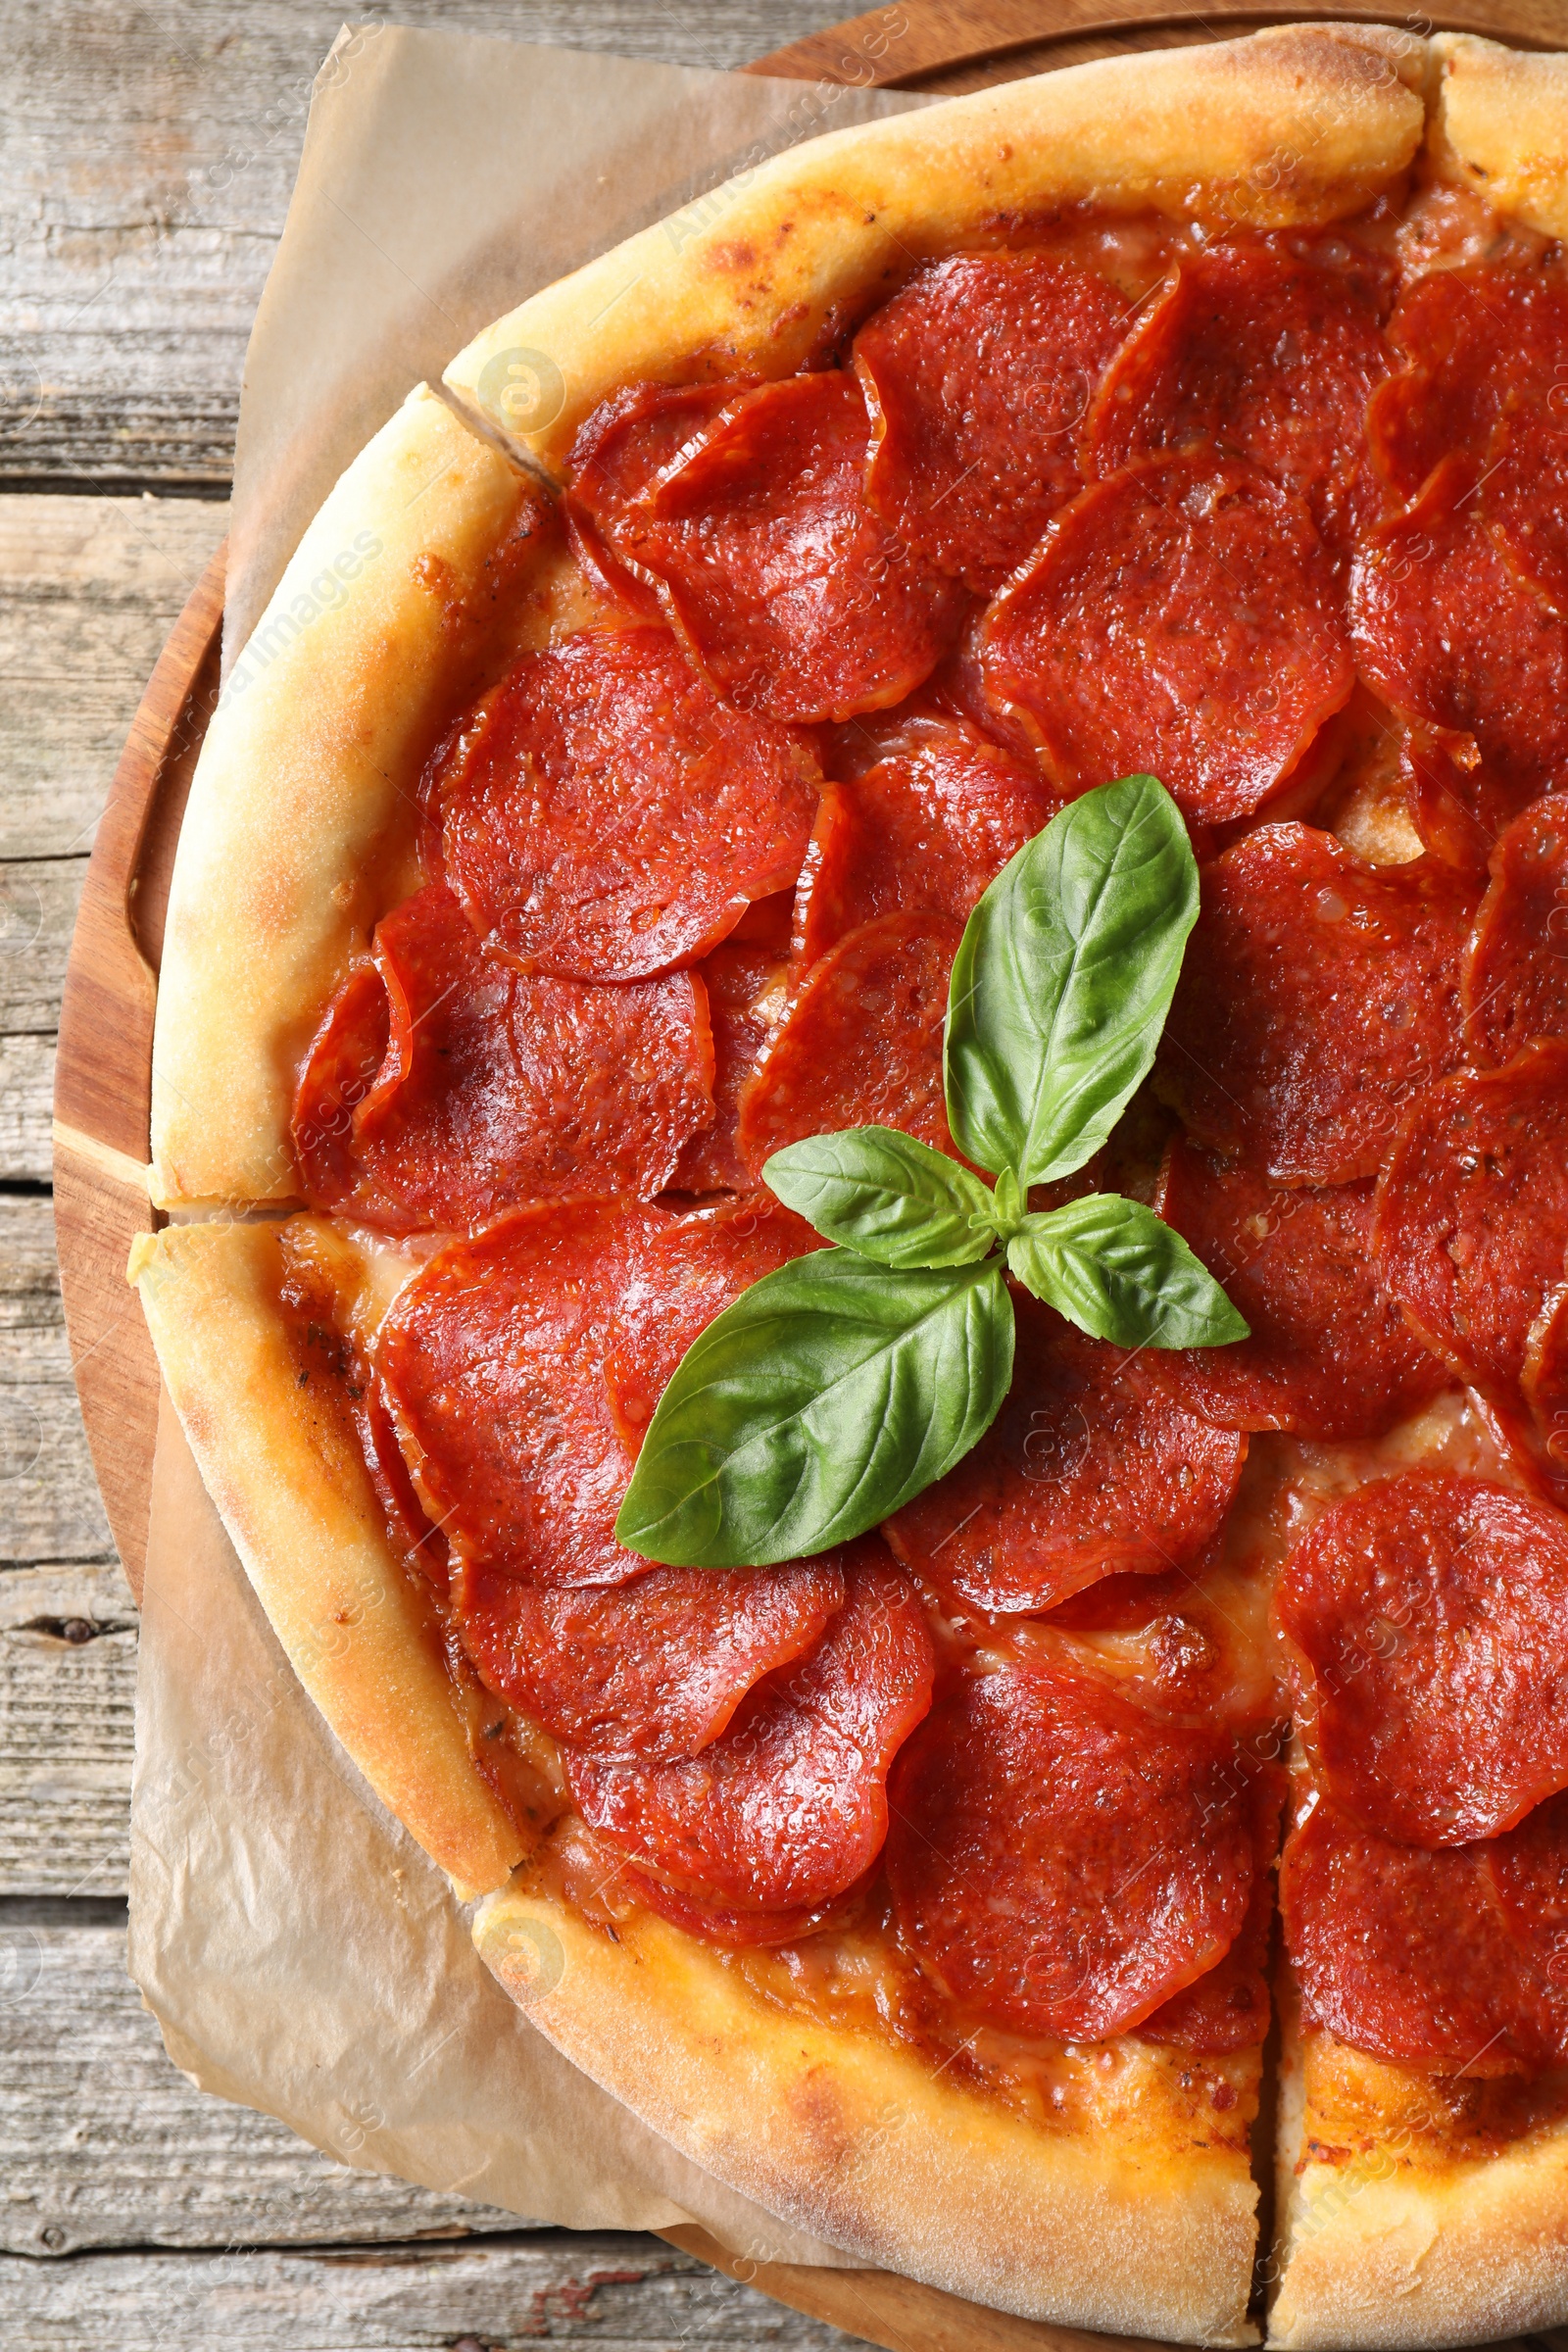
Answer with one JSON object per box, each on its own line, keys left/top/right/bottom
{"left": 945, "top": 774, "right": 1199, "bottom": 1185}
{"left": 762, "top": 1127, "right": 999, "bottom": 1269}
{"left": 614, "top": 1249, "right": 1015, "bottom": 1566}
{"left": 1005, "top": 1194, "right": 1250, "bottom": 1349}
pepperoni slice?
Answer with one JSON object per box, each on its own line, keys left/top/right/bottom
{"left": 1141, "top": 1767, "right": 1285, "bottom": 2053}
{"left": 1281, "top": 1799, "right": 1542, "bottom": 2073}
{"left": 603, "top": 1195, "right": 822, "bottom": 1449}
{"left": 1494, "top": 1806, "right": 1568, "bottom": 2056}
{"left": 565, "top": 378, "right": 744, "bottom": 613}
{"left": 854, "top": 253, "right": 1127, "bottom": 595}
{"left": 1155, "top": 825, "right": 1471, "bottom": 1185}
{"left": 1366, "top": 265, "right": 1568, "bottom": 503}
{"left": 1088, "top": 239, "right": 1390, "bottom": 553}
{"left": 1373, "top": 1041, "right": 1568, "bottom": 1396}
{"left": 293, "top": 885, "right": 712, "bottom": 1233}
{"left": 792, "top": 722, "right": 1060, "bottom": 966}
{"left": 636, "top": 373, "right": 965, "bottom": 725}
{"left": 883, "top": 1295, "right": 1245, "bottom": 1616}
{"left": 1279, "top": 1474, "right": 1568, "bottom": 1845}
{"left": 1486, "top": 1791, "right": 1568, "bottom": 1999}
{"left": 668, "top": 944, "right": 786, "bottom": 1193}
{"left": 1351, "top": 455, "right": 1568, "bottom": 794}
{"left": 1524, "top": 1286, "right": 1568, "bottom": 1474}
{"left": 1402, "top": 731, "right": 1541, "bottom": 881}
{"left": 735, "top": 912, "right": 960, "bottom": 1177}
{"left": 980, "top": 458, "right": 1353, "bottom": 824}
{"left": 886, "top": 1658, "right": 1256, "bottom": 2040}
{"left": 377, "top": 1200, "right": 663, "bottom": 1589}
{"left": 1464, "top": 799, "right": 1568, "bottom": 1066}
{"left": 616, "top": 1866, "right": 863, "bottom": 1948}
{"left": 431, "top": 627, "right": 818, "bottom": 981}
{"left": 1486, "top": 398, "right": 1568, "bottom": 619}
{"left": 567, "top": 1545, "right": 933, "bottom": 1913}
{"left": 456, "top": 1552, "right": 844, "bottom": 1761}
{"left": 1145, "top": 1136, "right": 1446, "bottom": 1439}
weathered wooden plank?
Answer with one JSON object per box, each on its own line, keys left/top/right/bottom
{"left": 0, "top": 1035, "right": 51, "bottom": 1180}
{"left": 0, "top": 493, "right": 227, "bottom": 858}
{"left": 0, "top": 858, "right": 85, "bottom": 1038}
{"left": 0, "top": 2230, "right": 851, "bottom": 2348}
{"left": 0, "top": 1564, "right": 132, "bottom": 1895}
{"left": 0, "top": 1198, "right": 115, "bottom": 1564}
{"left": 0, "top": 1905, "right": 523, "bottom": 2258}
{"left": 0, "top": 0, "right": 850, "bottom": 486}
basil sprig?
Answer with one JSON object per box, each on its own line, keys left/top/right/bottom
{"left": 615, "top": 774, "right": 1247, "bottom": 1569}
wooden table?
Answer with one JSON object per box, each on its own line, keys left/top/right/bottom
{"left": 0, "top": 8, "right": 882, "bottom": 2343}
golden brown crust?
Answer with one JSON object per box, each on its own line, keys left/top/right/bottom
{"left": 1432, "top": 32, "right": 1568, "bottom": 241}
{"left": 443, "top": 25, "right": 1428, "bottom": 476}
{"left": 474, "top": 1869, "right": 1259, "bottom": 2346}
{"left": 149, "top": 386, "right": 537, "bottom": 1212}
{"left": 129, "top": 1218, "right": 522, "bottom": 1899}
{"left": 1271, "top": 2012, "right": 1568, "bottom": 2347}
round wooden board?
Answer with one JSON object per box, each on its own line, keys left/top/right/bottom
{"left": 48, "top": 9, "right": 1550, "bottom": 2348}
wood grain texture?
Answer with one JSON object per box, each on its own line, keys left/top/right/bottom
{"left": 750, "top": 0, "right": 1568, "bottom": 86}
{"left": 0, "top": 1198, "right": 113, "bottom": 1567}
{"left": 0, "top": 493, "right": 227, "bottom": 861}
{"left": 0, "top": 1563, "right": 133, "bottom": 1896}
{"left": 0, "top": 2231, "right": 850, "bottom": 2347}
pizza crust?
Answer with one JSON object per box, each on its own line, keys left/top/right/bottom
{"left": 149, "top": 385, "right": 538, "bottom": 1213}
{"left": 1271, "top": 2010, "right": 1568, "bottom": 2347}
{"left": 443, "top": 24, "right": 1428, "bottom": 477}
{"left": 129, "top": 1218, "right": 523, "bottom": 1901}
{"left": 1433, "top": 32, "right": 1568, "bottom": 241}
{"left": 475, "top": 1871, "right": 1260, "bottom": 2347}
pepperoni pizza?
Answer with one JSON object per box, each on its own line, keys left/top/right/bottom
{"left": 130, "top": 25, "right": 1568, "bottom": 2347}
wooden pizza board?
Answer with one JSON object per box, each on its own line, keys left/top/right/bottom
{"left": 50, "top": 8, "right": 1556, "bottom": 2347}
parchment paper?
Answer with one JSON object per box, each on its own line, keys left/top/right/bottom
{"left": 130, "top": 20, "right": 928, "bottom": 2252}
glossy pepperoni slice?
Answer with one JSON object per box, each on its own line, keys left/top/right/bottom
{"left": 432, "top": 628, "right": 818, "bottom": 981}
{"left": 616, "top": 1865, "right": 864, "bottom": 1949}
{"left": 1486, "top": 1792, "right": 1568, "bottom": 2005}
{"left": 1351, "top": 455, "right": 1568, "bottom": 794}
{"left": 735, "top": 912, "right": 960, "bottom": 1176}
{"left": 1402, "top": 731, "right": 1541, "bottom": 881}
{"left": 1524, "top": 1287, "right": 1568, "bottom": 1475}
{"left": 1145, "top": 1136, "right": 1446, "bottom": 1439}
{"left": 791, "top": 720, "right": 1060, "bottom": 966}
{"left": 1279, "top": 1474, "right": 1568, "bottom": 1845}
{"left": 1088, "top": 238, "right": 1391, "bottom": 553}
{"left": 1486, "top": 398, "right": 1568, "bottom": 619}
{"left": 456, "top": 1552, "right": 844, "bottom": 1761}
{"left": 1373, "top": 1041, "right": 1568, "bottom": 1396}
{"left": 568, "top": 1545, "right": 933, "bottom": 1913}
{"left": 981, "top": 458, "right": 1353, "bottom": 824}
{"left": 1281, "top": 1799, "right": 1540, "bottom": 2073}
{"left": 883, "top": 1295, "right": 1244, "bottom": 1616}
{"left": 603, "top": 1195, "right": 822, "bottom": 1449}
{"left": 637, "top": 372, "right": 965, "bottom": 725}
{"left": 1155, "top": 825, "right": 1471, "bottom": 1185}
{"left": 667, "top": 943, "right": 787, "bottom": 1193}
{"left": 292, "top": 885, "right": 712, "bottom": 1233}
{"left": 1141, "top": 1766, "right": 1285, "bottom": 2053}
{"left": 1367, "top": 265, "right": 1568, "bottom": 502}
{"left": 1464, "top": 800, "right": 1568, "bottom": 1066}
{"left": 887, "top": 1657, "right": 1256, "bottom": 2040}
{"left": 377, "top": 1200, "right": 662, "bottom": 1589}
{"left": 854, "top": 252, "right": 1127, "bottom": 595}
{"left": 565, "top": 378, "right": 744, "bottom": 612}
